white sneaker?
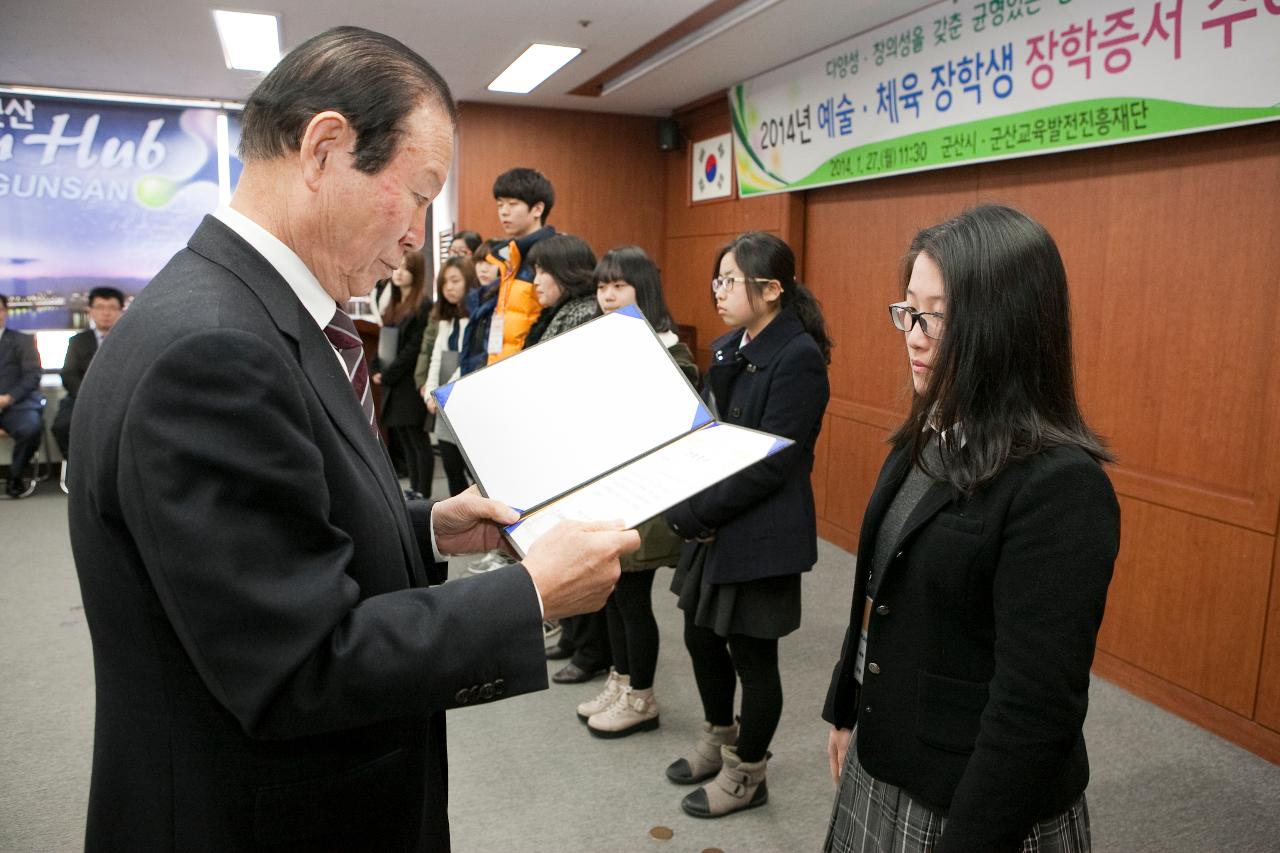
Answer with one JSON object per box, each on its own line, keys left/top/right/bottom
{"left": 587, "top": 685, "right": 660, "bottom": 738}
{"left": 576, "top": 669, "right": 627, "bottom": 722}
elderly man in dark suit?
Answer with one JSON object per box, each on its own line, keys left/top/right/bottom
{"left": 51, "top": 286, "right": 124, "bottom": 461}
{"left": 0, "top": 294, "right": 46, "bottom": 498}
{"left": 69, "top": 27, "right": 637, "bottom": 853}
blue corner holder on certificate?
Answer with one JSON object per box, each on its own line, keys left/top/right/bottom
{"left": 432, "top": 304, "right": 792, "bottom": 557}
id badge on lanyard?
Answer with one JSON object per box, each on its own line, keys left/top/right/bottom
{"left": 853, "top": 597, "right": 872, "bottom": 684}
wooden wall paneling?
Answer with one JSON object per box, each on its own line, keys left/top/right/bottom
{"left": 1254, "top": 529, "right": 1280, "bottom": 732}
{"left": 812, "top": 412, "right": 832, "bottom": 521}
{"left": 454, "top": 103, "right": 666, "bottom": 264}
{"left": 802, "top": 168, "right": 977, "bottom": 413}
{"left": 1092, "top": 649, "right": 1280, "bottom": 764}
{"left": 1096, "top": 496, "right": 1273, "bottom": 717}
{"left": 821, "top": 416, "right": 894, "bottom": 552}
{"left": 982, "top": 126, "right": 1280, "bottom": 536}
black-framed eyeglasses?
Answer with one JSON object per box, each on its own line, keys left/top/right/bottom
{"left": 889, "top": 304, "right": 945, "bottom": 340}
{"left": 711, "top": 275, "right": 772, "bottom": 295}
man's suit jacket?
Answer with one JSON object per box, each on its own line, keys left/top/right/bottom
{"left": 69, "top": 216, "right": 548, "bottom": 852}
{"left": 0, "top": 326, "right": 44, "bottom": 408}
{"left": 822, "top": 442, "right": 1119, "bottom": 853}
{"left": 60, "top": 328, "right": 98, "bottom": 396}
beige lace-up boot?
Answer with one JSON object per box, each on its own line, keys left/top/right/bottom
{"left": 576, "top": 669, "right": 627, "bottom": 722}
{"left": 587, "top": 686, "right": 660, "bottom": 738}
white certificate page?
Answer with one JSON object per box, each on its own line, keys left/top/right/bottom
{"left": 505, "top": 423, "right": 791, "bottom": 557}
{"left": 436, "top": 308, "right": 708, "bottom": 512}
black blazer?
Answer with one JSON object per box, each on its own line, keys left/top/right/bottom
{"left": 665, "top": 309, "right": 829, "bottom": 584}
{"left": 375, "top": 301, "right": 432, "bottom": 429}
{"left": 69, "top": 216, "right": 548, "bottom": 852}
{"left": 60, "top": 328, "right": 98, "bottom": 396}
{"left": 823, "top": 442, "right": 1120, "bottom": 853}
{"left": 0, "top": 326, "right": 44, "bottom": 408}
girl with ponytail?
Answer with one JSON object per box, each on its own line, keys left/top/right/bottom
{"left": 663, "top": 231, "right": 832, "bottom": 819}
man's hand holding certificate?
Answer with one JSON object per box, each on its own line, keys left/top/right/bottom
{"left": 431, "top": 305, "right": 793, "bottom": 557}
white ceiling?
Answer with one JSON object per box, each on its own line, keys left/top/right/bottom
{"left": 1, "top": 0, "right": 920, "bottom": 115}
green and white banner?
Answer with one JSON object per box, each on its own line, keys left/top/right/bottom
{"left": 730, "top": 0, "right": 1280, "bottom": 196}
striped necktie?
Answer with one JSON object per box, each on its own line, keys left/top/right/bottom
{"left": 324, "top": 307, "right": 377, "bottom": 436}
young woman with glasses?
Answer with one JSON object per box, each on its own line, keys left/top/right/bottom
{"left": 663, "top": 231, "right": 832, "bottom": 819}
{"left": 822, "top": 204, "right": 1119, "bottom": 853}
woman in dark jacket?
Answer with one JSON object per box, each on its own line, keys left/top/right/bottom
{"left": 372, "top": 249, "right": 433, "bottom": 499}
{"left": 663, "top": 231, "right": 833, "bottom": 819}
{"left": 822, "top": 204, "right": 1120, "bottom": 853}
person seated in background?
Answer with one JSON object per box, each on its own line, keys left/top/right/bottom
{"left": 372, "top": 249, "right": 435, "bottom": 500}
{"left": 448, "top": 230, "right": 481, "bottom": 258}
{"left": 0, "top": 294, "right": 46, "bottom": 498}
{"left": 52, "top": 286, "right": 125, "bottom": 461}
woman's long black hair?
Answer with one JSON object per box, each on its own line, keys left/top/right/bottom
{"left": 594, "top": 245, "right": 676, "bottom": 332}
{"left": 713, "top": 231, "right": 833, "bottom": 364}
{"left": 889, "top": 203, "right": 1113, "bottom": 492}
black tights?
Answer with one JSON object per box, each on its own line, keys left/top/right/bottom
{"left": 393, "top": 425, "right": 433, "bottom": 496}
{"left": 438, "top": 440, "right": 471, "bottom": 497}
{"left": 604, "top": 570, "right": 659, "bottom": 690}
{"left": 683, "top": 609, "right": 782, "bottom": 763}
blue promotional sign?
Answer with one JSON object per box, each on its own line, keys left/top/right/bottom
{"left": 0, "top": 93, "right": 241, "bottom": 330}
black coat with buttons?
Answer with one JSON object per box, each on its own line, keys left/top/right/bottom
{"left": 823, "top": 442, "right": 1119, "bottom": 853}
{"left": 664, "top": 308, "right": 829, "bottom": 585}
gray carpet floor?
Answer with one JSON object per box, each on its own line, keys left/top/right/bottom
{"left": 2, "top": 473, "right": 1279, "bottom": 852}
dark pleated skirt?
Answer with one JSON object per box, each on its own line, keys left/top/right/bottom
{"left": 669, "top": 542, "right": 802, "bottom": 639}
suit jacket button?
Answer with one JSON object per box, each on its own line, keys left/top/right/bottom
{"left": 730, "top": 407, "right": 742, "bottom": 418}
{"left": 455, "top": 688, "right": 469, "bottom": 705}
{"left": 894, "top": 551, "right": 904, "bottom": 559}
{"left": 875, "top": 604, "right": 890, "bottom": 616}
{"left": 481, "top": 683, "right": 495, "bottom": 700}
{"left": 493, "top": 678, "right": 505, "bottom": 697}
{"left": 746, "top": 363, "right": 758, "bottom": 373}
{"left": 468, "top": 685, "right": 481, "bottom": 702}
{"left": 867, "top": 662, "right": 881, "bottom": 675}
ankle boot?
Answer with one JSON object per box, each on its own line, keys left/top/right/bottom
{"left": 576, "top": 669, "right": 627, "bottom": 722}
{"left": 680, "top": 744, "right": 769, "bottom": 819}
{"left": 587, "top": 685, "right": 660, "bottom": 738}
{"left": 665, "top": 720, "right": 738, "bottom": 785}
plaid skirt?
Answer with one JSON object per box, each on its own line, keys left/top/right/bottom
{"left": 824, "top": 738, "right": 1091, "bottom": 853}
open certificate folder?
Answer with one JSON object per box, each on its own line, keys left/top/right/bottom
{"left": 431, "top": 305, "right": 792, "bottom": 557}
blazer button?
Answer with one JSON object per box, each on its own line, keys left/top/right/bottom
{"left": 875, "top": 604, "right": 890, "bottom": 616}
{"left": 867, "top": 662, "right": 881, "bottom": 675}
{"left": 480, "top": 683, "right": 495, "bottom": 700}
{"left": 494, "top": 678, "right": 505, "bottom": 697}
{"left": 894, "top": 551, "right": 904, "bottom": 560}
{"left": 746, "top": 363, "right": 758, "bottom": 373}
{"left": 454, "top": 688, "right": 469, "bottom": 705}
{"left": 730, "top": 407, "right": 742, "bottom": 418}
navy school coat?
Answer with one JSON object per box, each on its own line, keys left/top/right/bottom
{"left": 664, "top": 308, "right": 829, "bottom": 584}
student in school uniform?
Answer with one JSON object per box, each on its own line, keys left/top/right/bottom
{"left": 663, "top": 231, "right": 833, "bottom": 819}
{"left": 822, "top": 204, "right": 1120, "bottom": 853}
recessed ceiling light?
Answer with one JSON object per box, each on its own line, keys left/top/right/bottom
{"left": 213, "top": 10, "right": 281, "bottom": 72}
{"left": 488, "top": 44, "right": 582, "bottom": 94}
